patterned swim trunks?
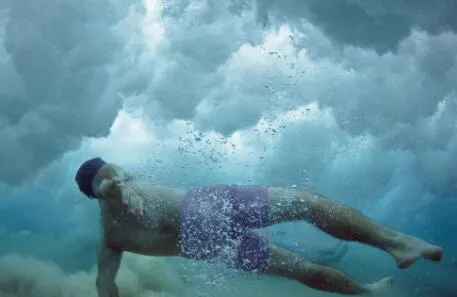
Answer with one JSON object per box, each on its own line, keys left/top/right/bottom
{"left": 179, "top": 184, "right": 270, "bottom": 272}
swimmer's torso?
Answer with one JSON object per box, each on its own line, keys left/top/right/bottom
{"left": 100, "top": 179, "right": 185, "bottom": 256}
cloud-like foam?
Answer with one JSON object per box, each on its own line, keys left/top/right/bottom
{"left": 253, "top": 0, "right": 457, "bottom": 52}
{"left": 0, "top": 0, "right": 125, "bottom": 185}
{"left": 107, "top": 0, "right": 457, "bottom": 210}
{"left": 0, "top": 253, "right": 183, "bottom": 297}
{"left": 114, "top": 2, "right": 457, "bottom": 148}
{"left": 115, "top": 0, "right": 264, "bottom": 124}
{"left": 2, "top": 0, "right": 456, "bottom": 196}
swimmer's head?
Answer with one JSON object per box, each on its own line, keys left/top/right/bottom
{"left": 75, "top": 157, "right": 107, "bottom": 199}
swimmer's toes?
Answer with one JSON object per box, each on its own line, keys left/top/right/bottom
{"left": 366, "top": 276, "right": 395, "bottom": 296}
{"left": 394, "top": 244, "right": 443, "bottom": 269}
{"left": 424, "top": 246, "right": 443, "bottom": 262}
{"left": 396, "top": 256, "right": 417, "bottom": 270}
{"left": 382, "top": 276, "right": 395, "bottom": 285}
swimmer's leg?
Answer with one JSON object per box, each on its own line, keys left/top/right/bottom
{"left": 266, "top": 187, "right": 443, "bottom": 269}
{"left": 266, "top": 244, "right": 393, "bottom": 295}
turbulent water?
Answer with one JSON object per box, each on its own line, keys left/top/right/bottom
{"left": 1, "top": 0, "right": 457, "bottom": 296}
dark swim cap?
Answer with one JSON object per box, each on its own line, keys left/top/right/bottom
{"left": 75, "top": 157, "right": 107, "bottom": 198}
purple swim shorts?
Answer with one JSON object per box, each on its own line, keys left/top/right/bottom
{"left": 179, "top": 184, "right": 270, "bottom": 272}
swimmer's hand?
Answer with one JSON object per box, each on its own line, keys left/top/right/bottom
{"left": 99, "top": 176, "right": 145, "bottom": 216}
{"left": 98, "top": 178, "right": 122, "bottom": 200}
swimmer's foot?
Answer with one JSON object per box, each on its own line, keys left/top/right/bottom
{"left": 365, "top": 276, "right": 394, "bottom": 296}
{"left": 388, "top": 234, "right": 443, "bottom": 269}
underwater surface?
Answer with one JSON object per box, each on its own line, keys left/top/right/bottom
{"left": 1, "top": 0, "right": 457, "bottom": 296}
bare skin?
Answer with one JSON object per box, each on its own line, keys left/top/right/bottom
{"left": 89, "top": 163, "right": 443, "bottom": 297}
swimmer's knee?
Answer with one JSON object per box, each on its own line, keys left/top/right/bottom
{"left": 267, "top": 188, "right": 315, "bottom": 224}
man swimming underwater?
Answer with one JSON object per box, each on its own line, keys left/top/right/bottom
{"left": 75, "top": 157, "right": 443, "bottom": 297}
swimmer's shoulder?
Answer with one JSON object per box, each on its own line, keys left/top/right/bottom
{"left": 96, "top": 163, "right": 186, "bottom": 203}
{"left": 143, "top": 183, "right": 186, "bottom": 202}
{"left": 118, "top": 174, "right": 184, "bottom": 201}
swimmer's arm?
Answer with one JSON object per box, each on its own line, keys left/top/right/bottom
{"left": 96, "top": 245, "right": 123, "bottom": 297}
